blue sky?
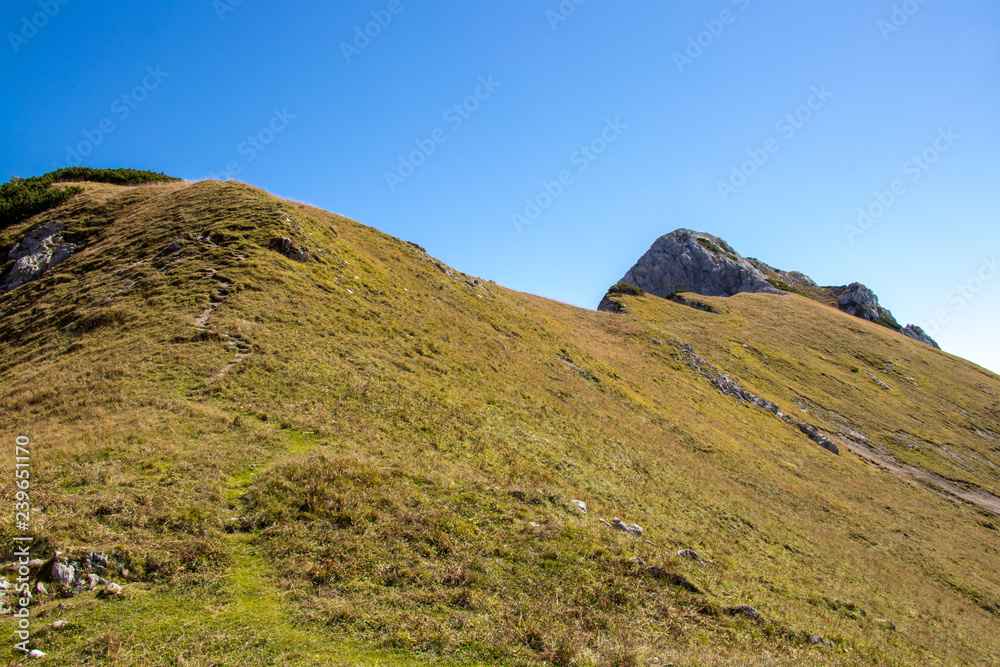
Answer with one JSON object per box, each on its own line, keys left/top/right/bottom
{"left": 3, "top": 0, "right": 999, "bottom": 373}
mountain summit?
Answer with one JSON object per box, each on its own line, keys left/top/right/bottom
{"left": 602, "top": 228, "right": 940, "bottom": 348}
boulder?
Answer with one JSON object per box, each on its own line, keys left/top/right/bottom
{"left": 1, "top": 221, "right": 77, "bottom": 293}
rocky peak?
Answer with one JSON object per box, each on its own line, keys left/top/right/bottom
{"left": 614, "top": 229, "right": 783, "bottom": 299}
{"left": 831, "top": 283, "right": 899, "bottom": 328}
{"left": 603, "top": 228, "right": 940, "bottom": 349}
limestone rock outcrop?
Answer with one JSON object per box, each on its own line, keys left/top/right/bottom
{"left": 613, "top": 229, "right": 783, "bottom": 299}
{"left": 603, "top": 228, "right": 940, "bottom": 349}
{"left": 1, "top": 221, "right": 76, "bottom": 293}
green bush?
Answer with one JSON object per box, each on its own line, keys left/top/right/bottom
{"left": 1, "top": 168, "right": 180, "bottom": 230}
{"left": 607, "top": 283, "right": 645, "bottom": 297}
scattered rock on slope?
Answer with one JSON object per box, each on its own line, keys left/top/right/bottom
{"left": 1, "top": 221, "right": 77, "bottom": 293}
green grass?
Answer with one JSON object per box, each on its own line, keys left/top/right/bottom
{"left": 2, "top": 179, "right": 1000, "bottom": 665}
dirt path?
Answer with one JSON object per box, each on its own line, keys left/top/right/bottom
{"left": 838, "top": 436, "right": 1000, "bottom": 516}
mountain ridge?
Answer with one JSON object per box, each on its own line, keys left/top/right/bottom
{"left": 602, "top": 228, "right": 940, "bottom": 349}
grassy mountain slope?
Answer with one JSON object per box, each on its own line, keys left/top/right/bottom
{"left": 2, "top": 180, "right": 999, "bottom": 666}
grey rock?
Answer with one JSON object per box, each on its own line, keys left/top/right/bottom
{"left": 796, "top": 423, "right": 840, "bottom": 455}
{"left": 35, "top": 582, "right": 48, "bottom": 596}
{"left": 1, "top": 221, "right": 77, "bottom": 293}
{"left": 901, "top": 324, "right": 940, "bottom": 349}
{"left": 27, "top": 559, "right": 44, "bottom": 568}
{"left": 724, "top": 605, "right": 761, "bottom": 620}
{"left": 597, "top": 295, "right": 624, "bottom": 313}
{"left": 808, "top": 633, "right": 832, "bottom": 647}
{"left": 570, "top": 499, "right": 587, "bottom": 515}
{"left": 51, "top": 562, "right": 75, "bottom": 586}
{"left": 27, "top": 650, "right": 45, "bottom": 659}
{"left": 832, "top": 283, "right": 899, "bottom": 327}
{"left": 268, "top": 237, "right": 311, "bottom": 262}
{"left": 610, "top": 518, "right": 644, "bottom": 537}
{"left": 607, "top": 230, "right": 945, "bottom": 351}
{"left": 90, "top": 552, "right": 109, "bottom": 568}
{"left": 676, "top": 549, "right": 701, "bottom": 561}
{"left": 604, "top": 229, "right": 783, "bottom": 307}
{"left": 104, "top": 582, "right": 123, "bottom": 595}
{"left": 85, "top": 573, "right": 102, "bottom": 590}
{"left": 50, "top": 620, "right": 70, "bottom": 630}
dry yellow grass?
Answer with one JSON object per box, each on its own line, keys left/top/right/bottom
{"left": 1, "top": 180, "right": 999, "bottom": 665}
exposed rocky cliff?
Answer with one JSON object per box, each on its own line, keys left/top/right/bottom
{"left": 603, "top": 229, "right": 940, "bottom": 349}
{"left": 615, "top": 229, "right": 782, "bottom": 298}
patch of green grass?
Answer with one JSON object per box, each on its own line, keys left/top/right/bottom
{"left": 607, "top": 283, "right": 644, "bottom": 297}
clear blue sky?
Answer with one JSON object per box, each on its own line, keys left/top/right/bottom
{"left": 3, "top": 1, "right": 998, "bottom": 373}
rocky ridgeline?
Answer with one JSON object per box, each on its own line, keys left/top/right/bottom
{"left": 602, "top": 229, "right": 940, "bottom": 349}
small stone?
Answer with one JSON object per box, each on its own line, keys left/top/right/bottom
{"left": 28, "top": 650, "right": 45, "bottom": 659}
{"left": 50, "top": 620, "right": 70, "bottom": 630}
{"left": 85, "top": 574, "right": 102, "bottom": 590}
{"left": 876, "top": 618, "right": 896, "bottom": 631}
{"left": 570, "top": 499, "right": 587, "bottom": 515}
{"left": 610, "top": 518, "right": 643, "bottom": 537}
{"left": 677, "top": 549, "right": 701, "bottom": 561}
{"left": 724, "top": 605, "right": 761, "bottom": 620}
{"left": 51, "top": 562, "right": 75, "bottom": 585}
{"left": 58, "top": 602, "right": 73, "bottom": 610}
{"left": 105, "top": 582, "right": 122, "bottom": 595}
{"left": 35, "top": 582, "right": 48, "bottom": 596}
{"left": 645, "top": 566, "right": 668, "bottom": 578}
{"left": 27, "top": 559, "right": 44, "bottom": 568}
{"left": 808, "top": 633, "right": 832, "bottom": 647}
